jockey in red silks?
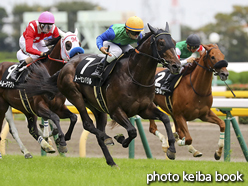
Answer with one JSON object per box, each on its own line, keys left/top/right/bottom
{"left": 11, "top": 11, "right": 60, "bottom": 81}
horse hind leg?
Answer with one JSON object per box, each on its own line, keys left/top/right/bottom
{"left": 6, "top": 107, "right": 33, "bottom": 159}
{"left": 95, "top": 111, "right": 117, "bottom": 167}
{"left": 26, "top": 115, "right": 55, "bottom": 153}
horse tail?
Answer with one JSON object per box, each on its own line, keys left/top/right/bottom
{"left": 17, "top": 62, "right": 60, "bottom": 99}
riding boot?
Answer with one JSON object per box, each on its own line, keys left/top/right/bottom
{"left": 10, "top": 60, "right": 27, "bottom": 81}
{"left": 160, "top": 74, "right": 173, "bottom": 92}
{"left": 91, "top": 58, "right": 106, "bottom": 79}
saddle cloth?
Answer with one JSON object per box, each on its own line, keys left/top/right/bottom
{"left": 0, "top": 64, "right": 28, "bottom": 89}
{"left": 155, "top": 69, "right": 182, "bottom": 96}
{"left": 74, "top": 54, "right": 117, "bottom": 87}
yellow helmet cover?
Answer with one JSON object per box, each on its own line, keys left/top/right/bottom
{"left": 125, "top": 16, "right": 144, "bottom": 32}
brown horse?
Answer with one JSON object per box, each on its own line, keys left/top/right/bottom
{"left": 19, "top": 23, "right": 181, "bottom": 166}
{"left": 0, "top": 29, "right": 81, "bottom": 156}
{"left": 149, "top": 44, "right": 229, "bottom": 160}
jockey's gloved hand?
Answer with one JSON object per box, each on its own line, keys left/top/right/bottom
{"left": 41, "top": 51, "right": 50, "bottom": 57}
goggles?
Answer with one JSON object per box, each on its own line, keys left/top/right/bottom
{"left": 187, "top": 45, "right": 199, "bottom": 50}
{"left": 40, "top": 23, "right": 53, "bottom": 33}
{"left": 129, "top": 30, "right": 141, "bottom": 36}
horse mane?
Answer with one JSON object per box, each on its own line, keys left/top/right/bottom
{"left": 45, "top": 36, "right": 61, "bottom": 47}
{"left": 182, "top": 58, "right": 199, "bottom": 76}
{"left": 136, "top": 32, "right": 152, "bottom": 50}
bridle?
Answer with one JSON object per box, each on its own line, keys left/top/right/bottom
{"left": 194, "top": 47, "right": 228, "bottom": 74}
{"left": 128, "top": 32, "right": 176, "bottom": 88}
{"left": 190, "top": 47, "right": 228, "bottom": 97}
{"left": 134, "top": 32, "right": 175, "bottom": 67}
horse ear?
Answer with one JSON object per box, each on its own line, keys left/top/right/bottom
{"left": 58, "top": 28, "right": 66, "bottom": 38}
{"left": 74, "top": 28, "right": 78, "bottom": 36}
{"left": 147, "top": 23, "right": 157, "bottom": 34}
{"left": 165, "top": 22, "right": 170, "bottom": 33}
{"left": 202, "top": 44, "right": 209, "bottom": 50}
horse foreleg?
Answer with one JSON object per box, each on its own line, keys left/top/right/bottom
{"left": 175, "top": 121, "right": 202, "bottom": 157}
{"left": 111, "top": 108, "right": 137, "bottom": 148}
{"left": 149, "top": 119, "right": 169, "bottom": 153}
{"left": 26, "top": 115, "right": 55, "bottom": 153}
{"left": 201, "top": 110, "right": 225, "bottom": 160}
{"left": 141, "top": 105, "right": 176, "bottom": 160}
{"left": 6, "top": 107, "right": 32, "bottom": 159}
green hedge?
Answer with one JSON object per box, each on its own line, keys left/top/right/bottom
{"left": 0, "top": 51, "right": 18, "bottom": 62}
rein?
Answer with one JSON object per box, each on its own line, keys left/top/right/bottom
{"left": 48, "top": 55, "right": 67, "bottom": 64}
{"left": 127, "top": 57, "right": 155, "bottom": 88}
{"left": 189, "top": 48, "right": 217, "bottom": 97}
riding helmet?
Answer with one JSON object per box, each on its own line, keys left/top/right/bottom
{"left": 186, "top": 34, "right": 201, "bottom": 46}
{"left": 125, "top": 16, "right": 144, "bottom": 32}
{"left": 38, "top": 11, "right": 55, "bottom": 24}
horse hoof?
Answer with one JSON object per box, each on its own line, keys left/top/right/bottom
{"left": 104, "top": 137, "right": 114, "bottom": 146}
{"left": 166, "top": 149, "right": 176, "bottom": 160}
{"left": 24, "top": 153, "right": 33, "bottom": 159}
{"left": 58, "top": 145, "right": 68, "bottom": 153}
{"left": 162, "top": 146, "right": 168, "bottom": 153}
{"left": 193, "top": 151, "right": 203, "bottom": 157}
{"left": 214, "top": 151, "right": 221, "bottom": 160}
{"left": 43, "top": 146, "right": 56, "bottom": 153}
{"left": 114, "top": 134, "right": 125, "bottom": 144}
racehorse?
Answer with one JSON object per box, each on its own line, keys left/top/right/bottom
{"left": 19, "top": 23, "right": 181, "bottom": 167}
{"left": 149, "top": 44, "right": 229, "bottom": 160}
{"left": 0, "top": 29, "right": 81, "bottom": 157}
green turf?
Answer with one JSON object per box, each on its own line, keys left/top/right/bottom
{"left": 0, "top": 155, "right": 247, "bottom": 186}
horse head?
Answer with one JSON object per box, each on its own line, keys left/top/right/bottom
{"left": 147, "top": 23, "right": 181, "bottom": 74}
{"left": 58, "top": 28, "right": 82, "bottom": 61}
{"left": 202, "top": 44, "right": 229, "bottom": 81}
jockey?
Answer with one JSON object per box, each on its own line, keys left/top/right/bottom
{"left": 11, "top": 11, "right": 60, "bottom": 81}
{"left": 91, "top": 16, "right": 144, "bottom": 79}
{"left": 161, "top": 34, "right": 205, "bottom": 92}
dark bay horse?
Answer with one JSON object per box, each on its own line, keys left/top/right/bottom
{"left": 19, "top": 23, "right": 181, "bottom": 167}
{"left": 0, "top": 29, "right": 81, "bottom": 157}
{"left": 149, "top": 44, "right": 229, "bottom": 160}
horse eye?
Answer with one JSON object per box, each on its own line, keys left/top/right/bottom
{"left": 159, "top": 41, "right": 165, "bottom": 46}
{"left": 65, "top": 41, "right": 72, "bottom": 50}
{"left": 211, "top": 56, "right": 215, "bottom": 60}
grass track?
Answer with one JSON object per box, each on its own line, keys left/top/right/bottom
{"left": 0, "top": 155, "right": 247, "bottom": 186}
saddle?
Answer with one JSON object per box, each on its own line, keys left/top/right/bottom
{"left": 74, "top": 54, "right": 126, "bottom": 113}
{"left": 74, "top": 54, "right": 125, "bottom": 87}
{"left": 0, "top": 64, "right": 28, "bottom": 89}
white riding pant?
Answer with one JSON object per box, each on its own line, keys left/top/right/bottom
{"left": 103, "top": 41, "right": 133, "bottom": 63}
{"left": 16, "top": 35, "right": 49, "bottom": 62}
